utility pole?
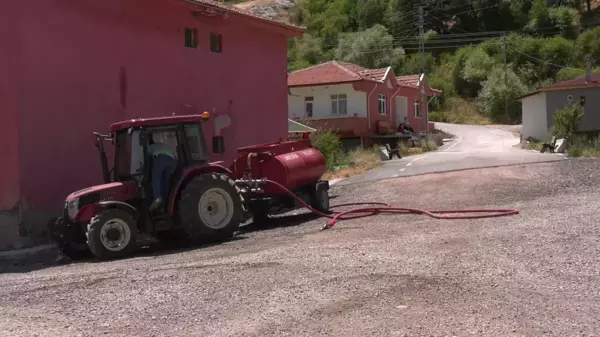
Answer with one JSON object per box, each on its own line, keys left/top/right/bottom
{"left": 418, "top": 6, "right": 428, "bottom": 148}
{"left": 502, "top": 31, "right": 508, "bottom": 123}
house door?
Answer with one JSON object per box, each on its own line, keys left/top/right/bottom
{"left": 395, "top": 96, "right": 408, "bottom": 125}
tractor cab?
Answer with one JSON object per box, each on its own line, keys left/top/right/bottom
{"left": 96, "top": 113, "right": 224, "bottom": 204}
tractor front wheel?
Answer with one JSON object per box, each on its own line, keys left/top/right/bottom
{"left": 86, "top": 209, "right": 138, "bottom": 260}
{"left": 179, "top": 173, "right": 243, "bottom": 242}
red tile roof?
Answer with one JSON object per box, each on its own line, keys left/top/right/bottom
{"left": 537, "top": 73, "right": 600, "bottom": 91}
{"left": 288, "top": 61, "right": 390, "bottom": 87}
{"left": 187, "top": 0, "right": 304, "bottom": 35}
{"left": 396, "top": 75, "right": 420, "bottom": 88}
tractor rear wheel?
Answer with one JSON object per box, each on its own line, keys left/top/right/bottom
{"left": 310, "top": 183, "right": 330, "bottom": 213}
{"left": 86, "top": 209, "right": 138, "bottom": 260}
{"left": 178, "top": 173, "right": 243, "bottom": 242}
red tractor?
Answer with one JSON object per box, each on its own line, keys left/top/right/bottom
{"left": 49, "top": 113, "right": 330, "bottom": 260}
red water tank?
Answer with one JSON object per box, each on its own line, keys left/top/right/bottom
{"left": 230, "top": 140, "right": 326, "bottom": 195}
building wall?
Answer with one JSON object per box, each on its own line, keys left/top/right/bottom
{"left": 521, "top": 92, "right": 549, "bottom": 141}
{"left": 0, "top": 3, "right": 23, "bottom": 249}
{"left": 545, "top": 87, "right": 600, "bottom": 132}
{"left": 288, "top": 84, "right": 367, "bottom": 119}
{"left": 3, "top": 0, "right": 291, "bottom": 247}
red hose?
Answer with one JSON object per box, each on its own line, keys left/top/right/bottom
{"left": 263, "top": 180, "right": 519, "bottom": 230}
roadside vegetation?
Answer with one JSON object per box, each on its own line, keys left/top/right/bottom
{"left": 310, "top": 130, "right": 381, "bottom": 179}
{"left": 429, "top": 98, "right": 491, "bottom": 125}
{"left": 311, "top": 130, "right": 444, "bottom": 180}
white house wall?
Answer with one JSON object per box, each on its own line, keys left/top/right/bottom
{"left": 521, "top": 92, "right": 548, "bottom": 141}
{"left": 288, "top": 84, "right": 367, "bottom": 120}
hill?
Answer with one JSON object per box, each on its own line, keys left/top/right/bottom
{"left": 232, "top": 0, "right": 600, "bottom": 125}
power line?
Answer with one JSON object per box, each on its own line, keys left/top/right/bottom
{"left": 508, "top": 46, "right": 584, "bottom": 71}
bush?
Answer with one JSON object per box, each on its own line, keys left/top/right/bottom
{"left": 567, "top": 135, "right": 600, "bottom": 157}
{"left": 309, "top": 130, "right": 347, "bottom": 171}
{"left": 477, "top": 66, "right": 527, "bottom": 123}
{"left": 322, "top": 147, "right": 381, "bottom": 179}
{"left": 430, "top": 98, "right": 491, "bottom": 125}
{"left": 551, "top": 104, "right": 583, "bottom": 139}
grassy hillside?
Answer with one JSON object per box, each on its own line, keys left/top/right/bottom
{"left": 236, "top": 0, "right": 600, "bottom": 125}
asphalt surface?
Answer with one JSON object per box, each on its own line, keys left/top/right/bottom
{"left": 2, "top": 125, "right": 600, "bottom": 337}
{"left": 338, "top": 122, "right": 565, "bottom": 186}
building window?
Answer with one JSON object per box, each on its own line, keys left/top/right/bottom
{"left": 414, "top": 99, "right": 421, "bottom": 118}
{"left": 184, "top": 28, "right": 198, "bottom": 48}
{"left": 210, "top": 33, "right": 223, "bottom": 53}
{"left": 331, "top": 94, "right": 347, "bottom": 115}
{"left": 305, "top": 97, "right": 314, "bottom": 118}
{"left": 378, "top": 94, "right": 386, "bottom": 115}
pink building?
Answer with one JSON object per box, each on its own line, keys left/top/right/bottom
{"left": 0, "top": 0, "right": 303, "bottom": 250}
{"left": 287, "top": 61, "right": 441, "bottom": 148}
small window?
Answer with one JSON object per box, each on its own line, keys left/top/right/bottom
{"left": 305, "top": 97, "right": 314, "bottom": 117}
{"left": 331, "top": 94, "right": 347, "bottom": 115}
{"left": 210, "top": 33, "right": 223, "bottom": 53}
{"left": 185, "top": 28, "right": 198, "bottom": 48}
{"left": 184, "top": 124, "right": 208, "bottom": 161}
{"left": 414, "top": 100, "right": 421, "bottom": 118}
{"left": 378, "top": 94, "right": 386, "bottom": 115}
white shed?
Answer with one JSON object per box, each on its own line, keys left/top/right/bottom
{"left": 518, "top": 91, "right": 549, "bottom": 141}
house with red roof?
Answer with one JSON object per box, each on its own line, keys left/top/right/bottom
{"left": 287, "top": 61, "right": 441, "bottom": 148}
{"left": 0, "top": 0, "right": 303, "bottom": 250}
{"left": 517, "top": 73, "right": 600, "bottom": 141}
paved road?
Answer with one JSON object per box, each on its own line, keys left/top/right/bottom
{"left": 338, "top": 122, "right": 565, "bottom": 186}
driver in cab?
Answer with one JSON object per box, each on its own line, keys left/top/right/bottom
{"left": 148, "top": 133, "right": 177, "bottom": 212}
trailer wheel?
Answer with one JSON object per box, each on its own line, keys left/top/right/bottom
{"left": 178, "top": 173, "right": 243, "bottom": 241}
{"left": 86, "top": 209, "right": 138, "bottom": 260}
{"left": 310, "top": 183, "right": 330, "bottom": 213}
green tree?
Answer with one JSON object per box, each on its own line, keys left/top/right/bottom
{"left": 477, "top": 66, "right": 527, "bottom": 123}
{"left": 335, "top": 24, "right": 405, "bottom": 69}
{"left": 528, "top": 0, "right": 551, "bottom": 31}
{"left": 549, "top": 6, "right": 579, "bottom": 39}
{"left": 576, "top": 26, "right": 600, "bottom": 65}
{"left": 539, "top": 36, "right": 575, "bottom": 79}
{"left": 399, "top": 53, "right": 435, "bottom": 75}
{"left": 462, "top": 48, "right": 497, "bottom": 83}
{"left": 288, "top": 34, "right": 325, "bottom": 69}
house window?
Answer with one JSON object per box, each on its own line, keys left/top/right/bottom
{"left": 378, "top": 94, "right": 386, "bottom": 115}
{"left": 414, "top": 99, "right": 421, "bottom": 118}
{"left": 185, "top": 28, "right": 198, "bottom": 48}
{"left": 305, "top": 97, "right": 314, "bottom": 118}
{"left": 331, "top": 94, "right": 347, "bottom": 115}
{"left": 210, "top": 33, "right": 223, "bottom": 53}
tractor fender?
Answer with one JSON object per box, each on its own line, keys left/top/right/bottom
{"left": 168, "top": 163, "right": 233, "bottom": 215}
{"left": 97, "top": 201, "right": 137, "bottom": 215}
{"left": 72, "top": 201, "right": 137, "bottom": 223}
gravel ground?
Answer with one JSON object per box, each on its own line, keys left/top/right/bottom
{"left": 1, "top": 159, "right": 600, "bottom": 337}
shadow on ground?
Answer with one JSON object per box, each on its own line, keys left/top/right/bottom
{"left": 0, "top": 201, "right": 332, "bottom": 274}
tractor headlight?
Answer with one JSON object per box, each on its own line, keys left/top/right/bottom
{"left": 67, "top": 198, "right": 79, "bottom": 219}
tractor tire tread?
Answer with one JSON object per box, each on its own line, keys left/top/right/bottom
{"left": 86, "top": 209, "right": 138, "bottom": 260}
{"left": 178, "top": 173, "right": 243, "bottom": 242}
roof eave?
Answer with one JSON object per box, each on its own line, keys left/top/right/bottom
{"left": 288, "top": 79, "right": 361, "bottom": 88}
{"left": 537, "top": 83, "right": 600, "bottom": 92}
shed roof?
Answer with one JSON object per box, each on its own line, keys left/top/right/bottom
{"left": 537, "top": 73, "right": 600, "bottom": 92}
{"left": 288, "top": 119, "right": 316, "bottom": 133}
{"left": 186, "top": 0, "right": 305, "bottom": 35}
{"left": 516, "top": 73, "right": 600, "bottom": 102}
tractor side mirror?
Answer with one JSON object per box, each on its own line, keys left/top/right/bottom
{"left": 212, "top": 136, "right": 225, "bottom": 155}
